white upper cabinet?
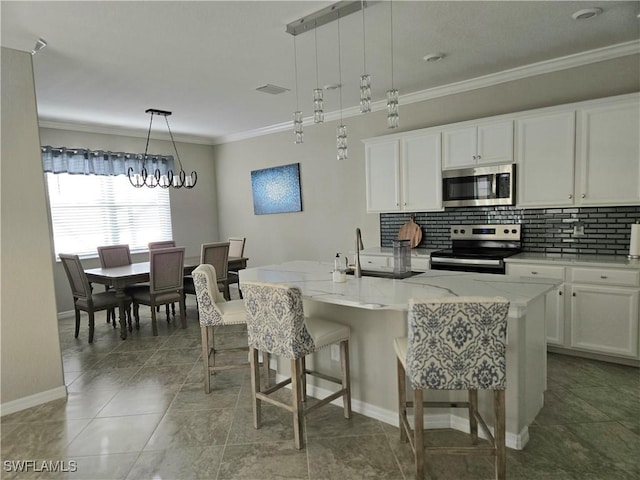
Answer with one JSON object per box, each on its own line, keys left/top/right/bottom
{"left": 516, "top": 111, "right": 576, "bottom": 207}
{"left": 364, "top": 131, "right": 442, "bottom": 213}
{"left": 365, "top": 139, "right": 401, "bottom": 212}
{"left": 443, "top": 119, "right": 513, "bottom": 169}
{"left": 576, "top": 97, "right": 640, "bottom": 206}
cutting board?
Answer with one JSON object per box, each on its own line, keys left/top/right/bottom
{"left": 397, "top": 217, "right": 422, "bottom": 248}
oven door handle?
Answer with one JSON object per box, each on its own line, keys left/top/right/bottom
{"left": 430, "top": 257, "right": 503, "bottom": 267}
{"left": 491, "top": 174, "right": 497, "bottom": 199}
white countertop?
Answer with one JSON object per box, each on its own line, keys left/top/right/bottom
{"left": 239, "top": 260, "right": 559, "bottom": 312}
{"left": 507, "top": 252, "right": 640, "bottom": 269}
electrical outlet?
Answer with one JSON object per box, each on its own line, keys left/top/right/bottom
{"left": 573, "top": 223, "right": 585, "bottom": 236}
{"left": 331, "top": 344, "right": 340, "bottom": 362}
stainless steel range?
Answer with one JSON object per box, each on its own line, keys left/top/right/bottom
{"left": 430, "top": 224, "right": 522, "bottom": 274}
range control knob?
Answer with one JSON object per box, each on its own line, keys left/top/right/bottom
{"left": 504, "top": 229, "right": 509, "bottom": 234}
{"left": 460, "top": 229, "right": 466, "bottom": 234}
{"left": 453, "top": 229, "right": 459, "bottom": 234}
{"left": 512, "top": 229, "right": 517, "bottom": 234}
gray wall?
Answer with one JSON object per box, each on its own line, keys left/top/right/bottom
{"left": 1, "top": 48, "right": 65, "bottom": 407}
{"left": 213, "top": 55, "right": 640, "bottom": 268}
{"left": 39, "top": 128, "right": 219, "bottom": 314}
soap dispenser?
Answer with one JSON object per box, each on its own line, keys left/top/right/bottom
{"left": 333, "top": 253, "right": 346, "bottom": 283}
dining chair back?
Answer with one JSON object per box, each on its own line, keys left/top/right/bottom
{"left": 201, "top": 242, "right": 231, "bottom": 300}
{"left": 227, "top": 237, "right": 246, "bottom": 299}
{"left": 148, "top": 240, "right": 176, "bottom": 250}
{"left": 97, "top": 244, "right": 132, "bottom": 326}
{"left": 228, "top": 237, "right": 246, "bottom": 258}
{"left": 59, "top": 253, "right": 129, "bottom": 343}
{"left": 97, "top": 244, "right": 132, "bottom": 268}
{"left": 395, "top": 296, "right": 510, "bottom": 480}
{"left": 130, "top": 246, "right": 186, "bottom": 335}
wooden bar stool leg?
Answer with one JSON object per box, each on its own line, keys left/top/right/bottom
{"left": 301, "top": 356, "right": 307, "bottom": 401}
{"left": 201, "top": 327, "right": 211, "bottom": 393}
{"left": 495, "top": 389, "right": 506, "bottom": 480}
{"left": 262, "top": 352, "right": 270, "bottom": 388}
{"left": 291, "top": 358, "right": 304, "bottom": 450}
{"left": 249, "top": 347, "right": 262, "bottom": 429}
{"left": 397, "top": 358, "right": 408, "bottom": 443}
{"left": 340, "top": 340, "right": 351, "bottom": 418}
{"left": 469, "top": 389, "right": 479, "bottom": 444}
{"left": 414, "top": 388, "right": 424, "bottom": 480}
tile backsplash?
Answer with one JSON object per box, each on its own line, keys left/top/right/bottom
{"left": 380, "top": 206, "right": 640, "bottom": 255}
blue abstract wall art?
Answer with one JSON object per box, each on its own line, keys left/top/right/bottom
{"left": 250, "top": 163, "right": 302, "bottom": 215}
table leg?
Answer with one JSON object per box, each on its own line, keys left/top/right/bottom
{"left": 115, "top": 289, "right": 128, "bottom": 340}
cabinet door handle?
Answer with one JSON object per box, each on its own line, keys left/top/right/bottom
{"left": 581, "top": 194, "right": 586, "bottom": 198}
{"left": 404, "top": 202, "right": 407, "bottom": 206}
{"left": 472, "top": 155, "right": 477, "bottom": 160}
{"left": 531, "top": 271, "right": 538, "bottom": 275}
{"left": 559, "top": 291, "right": 563, "bottom": 296}
{"left": 600, "top": 275, "right": 608, "bottom": 279}
{"left": 477, "top": 155, "right": 481, "bottom": 160}
{"left": 572, "top": 292, "right": 576, "bottom": 297}
{"left": 568, "top": 194, "right": 573, "bottom": 199}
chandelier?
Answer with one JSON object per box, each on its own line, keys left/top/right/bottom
{"left": 128, "top": 109, "right": 197, "bottom": 189}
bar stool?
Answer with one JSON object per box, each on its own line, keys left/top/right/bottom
{"left": 394, "top": 296, "right": 510, "bottom": 480}
{"left": 192, "top": 264, "right": 268, "bottom": 393}
{"left": 241, "top": 281, "right": 352, "bottom": 450}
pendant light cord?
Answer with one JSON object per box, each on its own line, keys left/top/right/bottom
{"left": 164, "top": 115, "right": 184, "bottom": 170}
{"left": 143, "top": 112, "right": 154, "bottom": 163}
{"left": 337, "top": 12, "right": 343, "bottom": 123}
{"left": 314, "top": 25, "right": 320, "bottom": 89}
{"left": 390, "top": 0, "right": 394, "bottom": 88}
{"left": 293, "top": 35, "right": 300, "bottom": 111}
{"left": 361, "top": 0, "right": 367, "bottom": 74}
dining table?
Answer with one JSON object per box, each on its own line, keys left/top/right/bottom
{"left": 85, "top": 256, "right": 248, "bottom": 339}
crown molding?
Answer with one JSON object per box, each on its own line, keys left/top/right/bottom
{"left": 40, "top": 40, "right": 639, "bottom": 146}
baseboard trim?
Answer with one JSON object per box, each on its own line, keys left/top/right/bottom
{"left": 0, "top": 386, "right": 68, "bottom": 417}
{"left": 275, "top": 373, "right": 530, "bottom": 450}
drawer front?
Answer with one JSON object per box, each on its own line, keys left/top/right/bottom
{"left": 571, "top": 267, "right": 640, "bottom": 287}
{"left": 411, "top": 258, "right": 431, "bottom": 272}
{"left": 507, "top": 264, "right": 565, "bottom": 280}
{"left": 359, "top": 255, "right": 389, "bottom": 269}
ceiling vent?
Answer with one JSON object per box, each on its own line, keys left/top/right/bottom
{"left": 256, "top": 84, "right": 290, "bottom": 95}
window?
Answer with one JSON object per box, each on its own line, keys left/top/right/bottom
{"left": 46, "top": 173, "right": 173, "bottom": 259}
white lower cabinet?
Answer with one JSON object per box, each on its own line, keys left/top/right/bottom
{"left": 506, "top": 263, "right": 565, "bottom": 346}
{"left": 507, "top": 261, "right": 640, "bottom": 362}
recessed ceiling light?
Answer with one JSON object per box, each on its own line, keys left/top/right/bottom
{"left": 423, "top": 53, "right": 444, "bottom": 63}
{"left": 572, "top": 7, "right": 603, "bottom": 20}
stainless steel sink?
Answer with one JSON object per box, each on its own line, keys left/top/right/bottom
{"left": 345, "top": 269, "right": 422, "bottom": 279}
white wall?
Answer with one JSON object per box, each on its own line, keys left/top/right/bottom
{"left": 1, "top": 48, "right": 65, "bottom": 409}
{"left": 214, "top": 55, "right": 640, "bottom": 269}
{"left": 39, "top": 128, "right": 218, "bottom": 314}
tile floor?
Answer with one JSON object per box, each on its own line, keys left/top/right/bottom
{"left": 2, "top": 293, "right": 639, "bottom": 479}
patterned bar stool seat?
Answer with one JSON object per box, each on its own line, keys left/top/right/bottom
{"left": 242, "top": 281, "right": 352, "bottom": 450}
{"left": 394, "top": 296, "right": 510, "bottom": 480}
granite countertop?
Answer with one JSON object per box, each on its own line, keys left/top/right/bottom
{"left": 506, "top": 252, "right": 640, "bottom": 269}
{"left": 239, "top": 260, "right": 559, "bottom": 312}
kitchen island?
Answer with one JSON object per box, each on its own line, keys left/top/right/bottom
{"left": 239, "top": 261, "right": 560, "bottom": 449}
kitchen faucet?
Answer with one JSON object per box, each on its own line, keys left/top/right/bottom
{"left": 355, "top": 228, "right": 364, "bottom": 278}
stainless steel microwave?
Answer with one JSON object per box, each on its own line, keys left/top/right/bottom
{"left": 442, "top": 164, "right": 515, "bottom": 208}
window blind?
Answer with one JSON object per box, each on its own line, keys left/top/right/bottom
{"left": 46, "top": 173, "right": 173, "bottom": 259}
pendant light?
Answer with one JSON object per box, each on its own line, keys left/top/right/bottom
{"left": 293, "top": 35, "right": 303, "bottom": 144}
{"left": 386, "top": 0, "right": 399, "bottom": 129}
{"left": 128, "top": 109, "right": 197, "bottom": 189}
{"left": 359, "top": 0, "right": 371, "bottom": 113}
{"left": 336, "top": 11, "right": 347, "bottom": 161}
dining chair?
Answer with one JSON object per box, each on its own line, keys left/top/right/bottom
{"left": 185, "top": 242, "right": 231, "bottom": 302}
{"left": 227, "top": 237, "right": 246, "bottom": 298}
{"left": 129, "top": 247, "right": 186, "bottom": 336}
{"left": 59, "top": 253, "right": 131, "bottom": 343}
{"left": 192, "top": 263, "right": 257, "bottom": 393}
{"left": 97, "top": 244, "right": 132, "bottom": 327}
{"left": 395, "top": 296, "right": 510, "bottom": 480}
{"left": 148, "top": 240, "right": 177, "bottom": 315}
{"left": 241, "top": 281, "right": 352, "bottom": 450}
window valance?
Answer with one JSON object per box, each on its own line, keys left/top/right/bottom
{"left": 41, "top": 146, "right": 175, "bottom": 176}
